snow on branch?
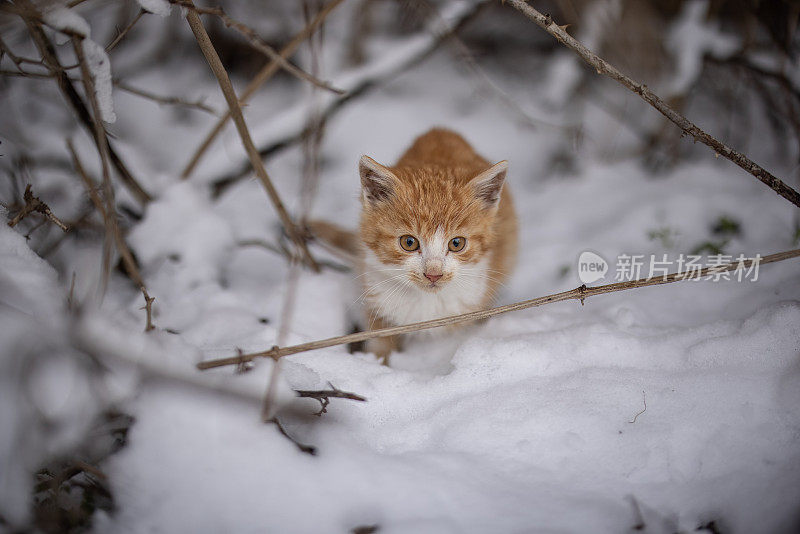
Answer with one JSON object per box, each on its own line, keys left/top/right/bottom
{"left": 504, "top": 0, "right": 800, "bottom": 209}
{"left": 196, "top": 248, "right": 800, "bottom": 370}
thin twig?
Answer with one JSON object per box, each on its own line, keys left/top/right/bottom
{"left": 7, "top": 184, "right": 70, "bottom": 232}
{"left": 184, "top": 3, "right": 320, "bottom": 272}
{"left": 260, "top": 256, "right": 302, "bottom": 422}
{"left": 106, "top": 9, "right": 146, "bottom": 53}
{"left": 504, "top": 0, "right": 800, "bottom": 209}
{"left": 180, "top": 0, "right": 345, "bottom": 179}
{"left": 629, "top": 391, "right": 646, "bottom": 424}
{"left": 172, "top": 0, "right": 345, "bottom": 96}
{"left": 197, "top": 248, "right": 800, "bottom": 369}
{"left": 113, "top": 79, "right": 218, "bottom": 114}
{"left": 270, "top": 417, "right": 317, "bottom": 455}
{"left": 295, "top": 384, "right": 367, "bottom": 416}
{"left": 67, "top": 140, "right": 156, "bottom": 331}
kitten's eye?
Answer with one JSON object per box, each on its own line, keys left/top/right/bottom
{"left": 449, "top": 237, "right": 466, "bottom": 252}
{"left": 399, "top": 235, "right": 419, "bottom": 252}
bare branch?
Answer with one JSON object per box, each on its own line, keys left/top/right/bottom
{"left": 114, "top": 79, "right": 218, "bottom": 114}
{"left": 269, "top": 417, "right": 317, "bottom": 455}
{"left": 180, "top": 0, "right": 345, "bottom": 179}
{"left": 67, "top": 140, "right": 157, "bottom": 332}
{"left": 504, "top": 0, "right": 800, "bottom": 209}
{"left": 105, "top": 9, "right": 146, "bottom": 53}
{"left": 197, "top": 248, "right": 800, "bottom": 370}
{"left": 184, "top": 3, "right": 320, "bottom": 272}
{"left": 7, "top": 184, "right": 70, "bottom": 232}
{"left": 295, "top": 384, "right": 367, "bottom": 416}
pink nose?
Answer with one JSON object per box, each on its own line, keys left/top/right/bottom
{"left": 425, "top": 273, "right": 442, "bottom": 283}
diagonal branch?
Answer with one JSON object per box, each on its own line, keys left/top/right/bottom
{"left": 180, "top": 0, "right": 345, "bottom": 179}
{"left": 197, "top": 248, "right": 800, "bottom": 370}
{"left": 504, "top": 0, "right": 800, "bottom": 209}
{"left": 184, "top": 1, "right": 320, "bottom": 272}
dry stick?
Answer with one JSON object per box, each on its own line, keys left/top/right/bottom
{"left": 504, "top": 0, "right": 800, "bottom": 209}
{"left": 0, "top": 65, "right": 217, "bottom": 114}
{"left": 67, "top": 140, "right": 156, "bottom": 331}
{"left": 185, "top": 5, "right": 320, "bottom": 272}
{"left": 7, "top": 184, "right": 70, "bottom": 232}
{"left": 180, "top": 0, "right": 344, "bottom": 179}
{"left": 16, "top": 4, "right": 152, "bottom": 206}
{"left": 197, "top": 248, "right": 800, "bottom": 370}
{"left": 113, "top": 79, "right": 217, "bottom": 115}
{"left": 261, "top": 3, "right": 329, "bottom": 421}
{"left": 260, "top": 257, "right": 302, "bottom": 422}
{"left": 175, "top": 1, "right": 345, "bottom": 97}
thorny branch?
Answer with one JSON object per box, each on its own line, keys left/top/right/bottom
{"left": 197, "top": 248, "right": 800, "bottom": 370}
{"left": 7, "top": 184, "right": 70, "bottom": 232}
{"left": 504, "top": 0, "right": 800, "bottom": 209}
{"left": 184, "top": 1, "right": 320, "bottom": 272}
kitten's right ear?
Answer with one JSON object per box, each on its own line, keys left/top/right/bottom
{"left": 360, "top": 155, "right": 399, "bottom": 204}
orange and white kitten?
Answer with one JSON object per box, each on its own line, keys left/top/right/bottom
{"left": 357, "top": 128, "right": 518, "bottom": 360}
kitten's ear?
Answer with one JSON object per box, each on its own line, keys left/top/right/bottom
{"left": 469, "top": 160, "right": 508, "bottom": 208}
{"left": 359, "top": 155, "right": 399, "bottom": 204}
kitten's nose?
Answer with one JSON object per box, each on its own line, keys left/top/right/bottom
{"left": 425, "top": 273, "right": 442, "bottom": 283}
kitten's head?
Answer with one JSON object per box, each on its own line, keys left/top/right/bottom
{"left": 358, "top": 155, "right": 508, "bottom": 293}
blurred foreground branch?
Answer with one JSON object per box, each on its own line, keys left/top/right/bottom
{"left": 184, "top": 2, "right": 320, "bottom": 272}
{"left": 197, "top": 248, "right": 800, "bottom": 370}
{"left": 504, "top": 0, "right": 800, "bottom": 209}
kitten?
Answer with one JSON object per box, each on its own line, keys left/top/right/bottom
{"left": 313, "top": 128, "right": 517, "bottom": 361}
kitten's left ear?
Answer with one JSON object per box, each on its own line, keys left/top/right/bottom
{"left": 469, "top": 160, "right": 508, "bottom": 208}
{"left": 360, "top": 155, "right": 400, "bottom": 204}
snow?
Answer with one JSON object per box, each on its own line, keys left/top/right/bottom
{"left": 81, "top": 38, "right": 117, "bottom": 124}
{"left": 2, "top": 2, "right": 800, "bottom": 533}
{"left": 42, "top": 5, "right": 90, "bottom": 38}
{"left": 665, "top": 0, "right": 740, "bottom": 96}
{"left": 135, "top": 0, "right": 171, "bottom": 17}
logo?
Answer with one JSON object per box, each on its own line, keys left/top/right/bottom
{"left": 577, "top": 251, "right": 608, "bottom": 284}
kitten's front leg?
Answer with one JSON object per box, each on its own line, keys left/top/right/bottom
{"left": 365, "top": 313, "right": 401, "bottom": 365}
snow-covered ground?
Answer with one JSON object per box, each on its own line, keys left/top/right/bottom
{"left": 2, "top": 1, "right": 800, "bottom": 532}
